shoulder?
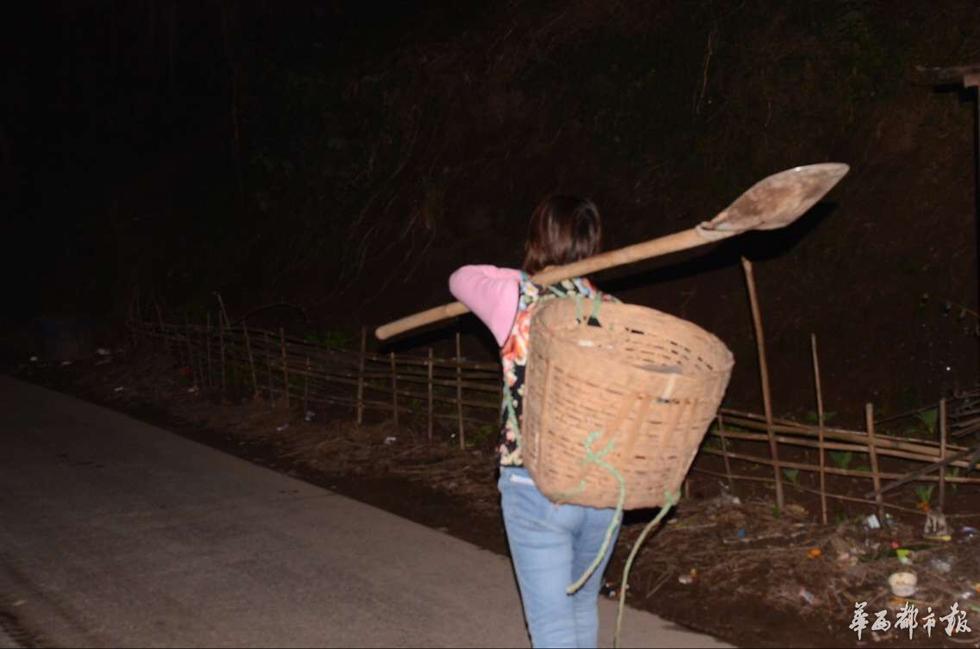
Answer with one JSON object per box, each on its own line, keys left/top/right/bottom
{"left": 450, "top": 265, "right": 521, "bottom": 284}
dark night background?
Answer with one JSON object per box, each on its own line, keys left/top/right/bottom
{"left": 3, "top": 0, "right": 980, "bottom": 426}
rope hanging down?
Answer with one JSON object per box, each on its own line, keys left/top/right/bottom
{"left": 559, "top": 429, "right": 680, "bottom": 649}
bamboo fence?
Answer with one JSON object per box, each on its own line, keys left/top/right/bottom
{"left": 128, "top": 314, "right": 980, "bottom": 518}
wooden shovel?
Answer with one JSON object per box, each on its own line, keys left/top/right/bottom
{"left": 376, "top": 163, "right": 849, "bottom": 340}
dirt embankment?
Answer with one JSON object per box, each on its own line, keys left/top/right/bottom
{"left": 8, "top": 0, "right": 980, "bottom": 427}
{"left": 283, "top": 0, "right": 980, "bottom": 425}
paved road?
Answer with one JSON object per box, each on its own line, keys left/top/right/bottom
{"left": 0, "top": 376, "right": 729, "bottom": 648}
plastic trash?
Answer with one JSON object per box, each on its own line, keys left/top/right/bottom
{"left": 736, "top": 528, "right": 747, "bottom": 540}
{"left": 865, "top": 514, "right": 881, "bottom": 530}
{"left": 807, "top": 547, "right": 823, "bottom": 559}
{"left": 837, "top": 551, "right": 858, "bottom": 567}
{"left": 888, "top": 572, "right": 917, "bottom": 598}
{"left": 600, "top": 580, "right": 627, "bottom": 598}
{"left": 276, "top": 423, "right": 289, "bottom": 432}
{"left": 187, "top": 386, "right": 198, "bottom": 394}
{"left": 304, "top": 410, "right": 316, "bottom": 422}
{"left": 384, "top": 436, "right": 397, "bottom": 445}
{"left": 799, "top": 587, "right": 818, "bottom": 605}
{"left": 95, "top": 348, "right": 111, "bottom": 356}
{"left": 678, "top": 568, "right": 698, "bottom": 585}
{"left": 896, "top": 548, "right": 912, "bottom": 565}
{"left": 113, "top": 386, "right": 125, "bottom": 392}
{"left": 924, "top": 510, "right": 950, "bottom": 541}
{"left": 928, "top": 558, "right": 951, "bottom": 573}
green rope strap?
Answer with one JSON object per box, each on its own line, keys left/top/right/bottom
{"left": 570, "top": 292, "right": 603, "bottom": 325}
{"left": 563, "top": 430, "right": 625, "bottom": 595}
{"left": 613, "top": 490, "right": 679, "bottom": 649}
{"left": 557, "top": 432, "right": 680, "bottom": 647}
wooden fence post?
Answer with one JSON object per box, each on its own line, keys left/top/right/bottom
{"left": 219, "top": 315, "right": 226, "bottom": 396}
{"left": 427, "top": 348, "right": 434, "bottom": 442}
{"left": 280, "top": 327, "right": 290, "bottom": 409}
{"left": 197, "top": 315, "right": 207, "bottom": 389}
{"left": 456, "top": 330, "right": 465, "bottom": 449}
{"left": 356, "top": 327, "right": 366, "bottom": 425}
{"left": 243, "top": 321, "right": 259, "bottom": 400}
{"left": 303, "top": 356, "right": 311, "bottom": 418}
{"left": 183, "top": 312, "right": 196, "bottom": 388}
{"left": 866, "top": 403, "right": 885, "bottom": 523}
{"left": 214, "top": 291, "right": 232, "bottom": 329}
{"left": 134, "top": 288, "right": 142, "bottom": 347}
{"left": 205, "top": 313, "right": 213, "bottom": 388}
{"left": 264, "top": 331, "right": 275, "bottom": 404}
{"left": 155, "top": 304, "right": 170, "bottom": 360}
{"left": 811, "top": 334, "right": 828, "bottom": 525}
{"left": 717, "top": 413, "right": 735, "bottom": 495}
{"left": 939, "top": 398, "right": 948, "bottom": 512}
{"left": 390, "top": 352, "right": 399, "bottom": 427}
{"left": 741, "top": 258, "right": 784, "bottom": 510}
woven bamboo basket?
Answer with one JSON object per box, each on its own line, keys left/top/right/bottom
{"left": 522, "top": 298, "right": 734, "bottom": 509}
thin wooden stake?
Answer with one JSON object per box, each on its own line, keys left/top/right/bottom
{"left": 811, "top": 334, "right": 828, "bottom": 525}
{"left": 214, "top": 291, "right": 232, "bottom": 328}
{"left": 205, "top": 313, "right": 213, "bottom": 388}
{"left": 264, "top": 331, "right": 275, "bottom": 404}
{"left": 183, "top": 312, "right": 196, "bottom": 387}
{"left": 390, "top": 351, "right": 399, "bottom": 427}
{"left": 939, "top": 398, "right": 948, "bottom": 512}
{"left": 741, "top": 257, "right": 784, "bottom": 510}
{"left": 134, "top": 287, "right": 142, "bottom": 345}
{"left": 155, "top": 304, "right": 171, "bottom": 360}
{"left": 197, "top": 315, "right": 207, "bottom": 389}
{"left": 218, "top": 313, "right": 227, "bottom": 399}
{"left": 456, "top": 330, "right": 465, "bottom": 450}
{"left": 243, "top": 321, "right": 259, "bottom": 400}
{"left": 717, "top": 413, "right": 735, "bottom": 495}
{"left": 280, "top": 327, "right": 290, "bottom": 409}
{"left": 866, "top": 403, "right": 885, "bottom": 523}
{"left": 356, "top": 327, "right": 366, "bottom": 425}
{"left": 427, "top": 348, "right": 434, "bottom": 442}
{"left": 303, "top": 356, "right": 311, "bottom": 418}
{"left": 219, "top": 315, "right": 226, "bottom": 396}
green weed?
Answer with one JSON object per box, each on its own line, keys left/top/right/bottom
{"left": 304, "top": 329, "right": 354, "bottom": 350}
{"left": 802, "top": 410, "right": 836, "bottom": 426}
{"left": 782, "top": 468, "right": 801, "bottom": 488}
{"left": 915, "top": 408, "right": 938, "bottom": 435}
{"left": 828, "top": 451, "right": 854, "bottom": 470}
{"left": 914, "top": 484, "right": 934, "bottom": 512}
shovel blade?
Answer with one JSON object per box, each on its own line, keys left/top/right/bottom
{"left": 703, "top": 163, "right": 849, "bottom": 234}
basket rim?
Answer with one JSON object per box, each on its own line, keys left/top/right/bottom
{"left": 532, "top": 299, "right": 735, "bottom": 372}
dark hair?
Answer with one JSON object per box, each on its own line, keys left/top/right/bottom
{"left": 522, "top": 195, "right": 603, "bottom": 275}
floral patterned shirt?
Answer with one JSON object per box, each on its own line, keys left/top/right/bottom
{"left": 498, "top": 274, "right": 606, "bottom": 466}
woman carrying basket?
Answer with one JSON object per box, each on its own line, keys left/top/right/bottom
{"left": 449, "top": 195, "right": 619, "bottom": 649}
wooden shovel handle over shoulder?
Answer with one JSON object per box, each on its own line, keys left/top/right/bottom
{"left": 375, "top": 163, "right": 848, "bottom": 341}
{"left": 375, "top": 229, "right": 713, "bottom": 340}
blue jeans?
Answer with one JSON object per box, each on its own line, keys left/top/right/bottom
{"left": 499, "top": 466, "right": 621, "bottom": 648}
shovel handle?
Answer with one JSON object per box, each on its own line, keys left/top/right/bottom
{"left": 375, "top": 227, "right": 723, "bottom": 340}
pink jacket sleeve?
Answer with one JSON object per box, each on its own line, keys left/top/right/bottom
{"left": 448, "top": 265, "right": 521, "bottom": 347}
